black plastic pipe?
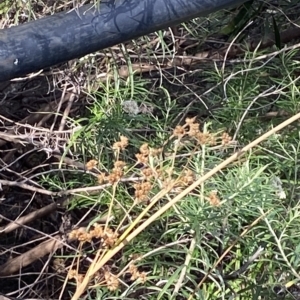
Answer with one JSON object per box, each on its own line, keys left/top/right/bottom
{"left": 0, "top": 0, "right": 247, "bottom": 82}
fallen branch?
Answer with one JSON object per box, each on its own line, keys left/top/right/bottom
{"left": 0, "top": 213, "right": 109, "bottom": 276}
{"left": 0, "top": 203, "right": 57, "bottom": 234}
{"left": 0, "top": 233, "right": 69, "bottom": 276}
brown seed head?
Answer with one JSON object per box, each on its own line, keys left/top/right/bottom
{"left": 185, "top": 117, "right": 197, "bottom": 125}
{"left": 208, "top": 191, "right": 221, "bottom": 207}
{"left": 113, "top": 136, "right": 128, "bottom": 150}
{"left": 86, "top": 159, "right": 98, "bottom": 170}
{"left": 114, "top": 160, "right": 126, "bottom": 169}
{"left": 222, "top": 132, "right": 232, "bottom": 146}
{"left": 173, "top": 125, "right": 185, "bottom": 137}
{"left": 140, "top": 143, "right": 149, "bottom": 155}
{"left": 188, "top": 123, "right": 200, "bottom": 137}
{"left": 135, "top": 153, "right": 148, "bottom": 164}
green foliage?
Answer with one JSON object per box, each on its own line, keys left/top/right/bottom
{"left": 57, "top": 28, "right": 300, "bottom": 299}
{"left": 5, "top": 1, "right": 300, "bottom": 299}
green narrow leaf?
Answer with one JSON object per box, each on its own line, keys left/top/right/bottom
{"left": 272, "top": 16, "right": 281, "bottom": 49}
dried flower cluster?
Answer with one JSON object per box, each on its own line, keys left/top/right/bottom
{"left": 96, "top": 136, "right": 130, "bottom": 184}
{"left": 178, "top": 169, "right": 195, "bottom": 186}
{"left": 127, "top": 264, "right": 147, "bottom": 283}
{"left": 173, "top": 117, "right": 232, "bottom": 147}
{"left": 173, "top": 125, "right": 186, "bottom": 137}
{"left": 69, "top": 223, "right": 118, "bottom": 247}
{"left": 69, "top": 267, "right": 120, "bottom": 291}
{"left": 68, "top": 269, "right": 84, "bottom": 284}
{"left": 85, "top": 159, "right": 98, "bottom": 170}
{"left": 97, "top": 160, "right": 126, "bottom": 184}
{"left": 207, "top": 191, "right": 221, "bottom": 207}
{"left": 112, "top": 135, "right": 129, "bottom": 151}
{"left": 94, "top": 119, "right": 227, "bottom": 204}
{"left": 96, "top": 137, "right": 162, "bottom": 203}
{"left": 103, "top": 269, "right": 119, "bottom": 291}
{"left": 221, "top": 132, "right": 232, "bottom": 146}
{"left": 133, "top": 143, "right": 162, "bottom": 203}
{"left": 135, "top": 143, "right": 150, "bottom": 164}
{"left": 134, "top": 181, "right": 152, "bottom": 202}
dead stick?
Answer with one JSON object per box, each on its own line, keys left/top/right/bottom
{"left": 0, "top": 203, "right": 57, "bottom": 234}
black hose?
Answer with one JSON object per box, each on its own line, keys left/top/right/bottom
{"left": 0, "top": 0, "right": 247, "bottom": 82}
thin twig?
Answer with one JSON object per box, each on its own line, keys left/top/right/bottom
{"left": 0, "top": 176, "right": 144, "bottom": 196}
{"left": 59, "top": 89, "right": 77, "bottom": 132}
{"left": 224, "top": 246, "right": 264, "bottom": 279}
{"left": 172, "top": 236, "right": 196, "bottom": 297}
{"left": 0, "top": 203, "right": 57, "bottom": 234}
